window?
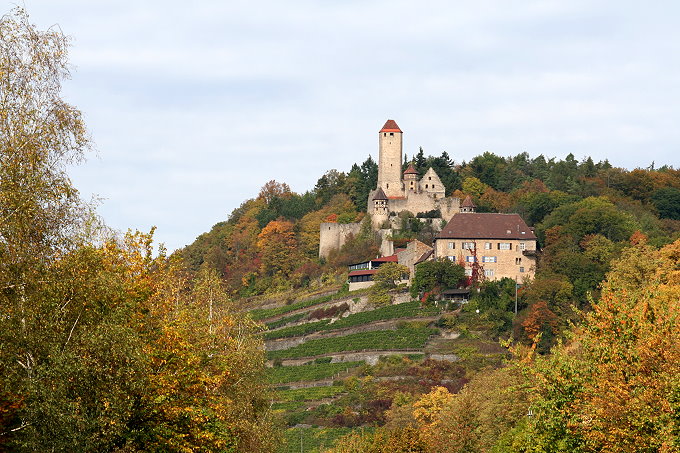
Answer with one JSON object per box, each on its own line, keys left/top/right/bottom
{"left": 448, "top": 242, "right": 455, "bottom": 249}
{"left": 498, "top": 243, "right": 511, "bottom": 250}
{"left": 386, "top": 183, "right": 389, "bottom": 189}
{"left": 464, "top": 268, "right": 473, "bottom": 276}
{"left": 515, "top": 257, "right": 522, "bottom": 265}
{"left": 389, "top": 132, "right": 394, "bottom": 136}
{"left": 425, "top": 184, "right": 428, "bottom": 188}
{"left": 484, "top": 269, "right": 495, "bottom": 277}
{"left": 519, "top": 267, "right": 525, "bottom": 273}
{"left": 462, "top": 242, "right": 475, "bottom": 250}
{"left": 484, "top": 242, "right": 492, "bottom": 250}
{"left": 519, "top": 242, "right": 526, "bottom": 251}
{"left": 482, "top": 256, "right": 497, "bottom": 263}
{"left": 465, "top": 256, "right": 475, "bottom": 263}
{"left": 428, "top": 176, "right": 432, "bottom": 180}
{"left": 447, "top": 256, "right": 456, "bottom": 261}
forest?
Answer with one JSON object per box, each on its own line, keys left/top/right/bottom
{"left": 2, "top": 7, "right": 680, "bottom": 452}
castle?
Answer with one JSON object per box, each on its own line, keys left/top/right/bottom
{"left": 319, "top": 120, "right": 461, "bottom": 258}
{"left": 321, "top": 119, "right": 538, "bottom": 285}
{"left": 367, "top": 119, "right": 460, "bottom": 229}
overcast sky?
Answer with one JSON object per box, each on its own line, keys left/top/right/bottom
{"left": 14, "top": 1, "right": 680, "bottom": 251}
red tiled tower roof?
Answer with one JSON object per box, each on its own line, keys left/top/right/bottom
{"left": 379, "top": 119, "right": 402, "bottom": 133}
{"left": 461, "top": 195, "right": 477, "bottom": 208}
{"left": 403, "top": 163, "right": 418, "bottom": 175}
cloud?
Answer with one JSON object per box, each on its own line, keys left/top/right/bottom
{"left": 21, "top": 0, "right": 680, "bottom": 251}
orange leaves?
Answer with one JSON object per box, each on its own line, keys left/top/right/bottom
{"left": 521, "top": 300, "right": 559, "bottom": 349}
{"left": 257, "top": 219, "right": 301, "bottom": 277}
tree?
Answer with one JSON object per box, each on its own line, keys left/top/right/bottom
{"left": 372, "top": 263, "right": 409, "bottom": 290}
{"left": 410, "top": 259, "right": 465, "bottom": 299}
{"left": 511, "top": 239, "right": 680, "bottom": 451}
{"left": 651, "top": 187, "right": 680, "bottom": 220}
{"left": 256, "top": 219, "right": 300, "bottom": 277}
{"left": 0, "top": 10, "right": 276, "bottom": 450}
{"left": 0, "top": 8, "right": 95, "bottom": 448}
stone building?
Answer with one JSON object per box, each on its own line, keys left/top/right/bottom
{"left": 433, "top": 203, "right": 538, "bottom": 282}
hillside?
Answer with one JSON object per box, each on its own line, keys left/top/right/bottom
{"left": 176, "top": 151, "right": 680, "bottom": 451}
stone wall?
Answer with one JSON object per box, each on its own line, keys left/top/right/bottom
{"left": 318, "top": 222, "right": 361, "bottom": 259}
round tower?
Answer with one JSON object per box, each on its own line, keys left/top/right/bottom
{"left": 377, "top": 119, "right": 403, "bottom": 198}
{"left": 403, "top": 162, "right": 419, "bottom": 192}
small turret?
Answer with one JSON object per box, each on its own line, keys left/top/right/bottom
{"left": 403, "top": 163, "right": 418, "bottom": 192}
{"left": 461, "top": 195, "right": 477, "bottom": 213}
{"left": 372, "top": 187, "right": 389, "bottom": 228}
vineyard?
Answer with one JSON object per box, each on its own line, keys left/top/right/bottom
{"left": 264, "top": 301, "right": 443, "bottom": 340}
{"left": 267, "top": 327, "right": 438, "bottom": 360}
{"left": 276, "top": 385, "right": 346, "bottom": 402}
{"left": 267, "top": 361, "right": 364, "bottom": 384}
{"left": 250, "top": 288, "right": 366, "bottom": 321}
{"left": 249, "top": 287, "right": 484, "bottom": 453}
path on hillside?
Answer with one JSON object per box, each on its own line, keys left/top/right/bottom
{"left": 269, "top": 347, "right": 459, "bottom": 367}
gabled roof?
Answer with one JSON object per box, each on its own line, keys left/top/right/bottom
{"left": 373, "top": 187, "right": 388, "bottom": 200}
{"left": 403, "top": 163, "right": 418, "bottom": 175}
{"left": 437, "top": 213, "right": 537, "bottom": 240}
{"left": 461, "top": 195, "right": 476, "bottom": 208}
{"left": 380, "top": 119, "right": 402, "bottom": 133}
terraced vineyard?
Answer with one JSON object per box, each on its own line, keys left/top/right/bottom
{"left": 250, "top": 288, "right": 366, "bottom": 321}
{"left": 276, "top": 385, "right": 346, "bottom": 402}
{"left": 267, "top": 327, "right": 437, "bottom": 360}
{"left": 264, "top": 301, "right": 443, "bottom": 340}
{"left": 267, "top": 361, "right": 363, "bottom": 384}
{"left": 253, "top": 288, "right": 467, "bottom": 453}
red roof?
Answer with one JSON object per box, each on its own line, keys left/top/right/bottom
{"left": 403, "top": 163, "right": 418, "bottom": 175}
{"left": 437, "top": 213, "right": 537, "bottom": 240}
{"left": 372, "top": 254, "right": 398, "bottom": 263}
{"left": 461, "top": 195, "right": 476, "bottom": 208}
{"left": 379, "top": 119, "right": 402, "bottom": 133}
{"left": 348, "top": 269, "right": 377, "bottom": 277}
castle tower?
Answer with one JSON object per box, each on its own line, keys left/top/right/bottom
{"left": 460, "top": 195, "right": 477, "bottom": 213}
{"left": 403, "top": 163, "right": 419, "bottom": 192}
{"left": 372, "top": 187, "right": 389, "bottom": 229}
{"left": 377, "top": 119, "right": 403, "bottom": 198}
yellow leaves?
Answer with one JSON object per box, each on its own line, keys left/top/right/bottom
{"left": 412, "top": 386, "right": 454, "bottom": 427}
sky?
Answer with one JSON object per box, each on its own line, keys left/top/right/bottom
{"left": 11, "top": 1, "right": 680, "bottom": 252}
